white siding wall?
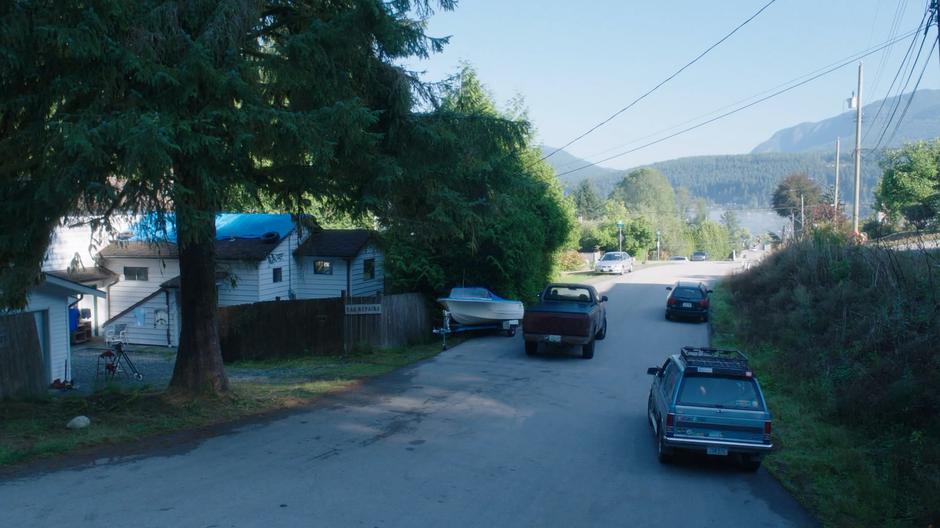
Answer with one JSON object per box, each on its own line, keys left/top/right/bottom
{"left": 103, "top": 258, "right": 180, "bottom": 318}
{"left": 350, "top": 244, "right": 385, "bottom": 296}
{"left": 295, "top": 257, "right": 348, "bottom": 299}
{"left": 257, "top": 231, "right": 298, "bottom": 301}
{"left": 218, "top": 261, "right": 260, "bottom": 307}
{"left": 102, "top": 290, "right": 178, "bottom": 347}
{"left": 23, "top": 288, "right": 69, "bottom": 383}
{"left": 43, "top": 216, "right": 134, "bottom": 271}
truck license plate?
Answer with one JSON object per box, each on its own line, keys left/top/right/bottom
{"left": 682, "top": 302, "right": 693, "bottom": 308}
{"left": 547, "top": 335, "right": 561, "bottom": 343}
{"left": 707, "top": 447, "right": 728, "bottom": 456}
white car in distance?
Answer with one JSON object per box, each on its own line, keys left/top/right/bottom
{"left": 594, "top": 251, "right": 634, "bottom": 274}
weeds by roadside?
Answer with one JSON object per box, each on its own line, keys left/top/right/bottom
{"left": 0, "top": 343, "right": 445, "bottom": 468}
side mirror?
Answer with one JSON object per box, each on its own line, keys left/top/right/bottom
{"left": 601, "top": 295, "right": 608, "bottom": 302}
{"left": 665, "top": 286, "right": 673, "bottom": 291}
{"left": 647, "top": 367, "right": 660, "bottom": 375}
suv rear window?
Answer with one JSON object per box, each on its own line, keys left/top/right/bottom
{"left": 677, "top": 376, "right": 763, "bottom": 410}
{"left": 673, "top": 287, "right": 703, "bottom": 299}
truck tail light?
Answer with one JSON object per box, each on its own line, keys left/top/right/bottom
{"left": 763, "top": 420, "right": 772, "bottom": 442}
{"left": 665, "top": 413, "right": 675, "bottom": 436}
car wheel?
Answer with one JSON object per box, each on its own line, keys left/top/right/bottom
{"left": 525, "top": 341, "right": 538, "bottom": 356}
{"left": 656, "top": 430, "right": 673, "bottom": 463}
{"left": 596, "top": 319, "right": 607, "bottom": 340}
{"left": 741, "top": 456, "right": 762, "bottom": 472}
{"left": 582, "top": 339, "right": 595, "bottom": 359}
{"left": 701, "top": 314, "right": 709, "bottom": 323}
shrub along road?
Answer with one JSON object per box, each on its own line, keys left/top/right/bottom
{"left": 0, "top": 262, "right": 815, "bottom": 527}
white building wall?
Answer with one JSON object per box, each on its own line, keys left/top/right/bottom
{"left": 257, "top": 231, "right": 298, "bottom": 301}
{"left": 43, "top": 216, "right": 134, "bottom": 272}
{"left": 102, "top": 290, "right": 178, "bottom": 347}
{"left": 218, "top": 261, "right": 260, "bottom": 307}
{"left": 295, "top": 257, "right": 348, "bottom": 299}
{"left": 350, "top": 244, "right": 385, "bottom": 297}
{"left": 103, "top": 257, "right": 180, "bottom": 318}
{"left": 23, "top": 288, "right": 70, "bottom": 383}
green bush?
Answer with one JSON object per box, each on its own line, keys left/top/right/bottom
{"left": 724, "top": 239, "right": 940, "bottom": 526}
{"left": 558, "top": 250, "right": 587, "bottom": 271}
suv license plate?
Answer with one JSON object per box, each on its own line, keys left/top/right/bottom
{"left": 707, "top": 447, "right": 729, "bottom": 456}
{"left": 547, "top": 335, "right": 561, "bottom": 343}
{"left": 682, "top": 302, "right": 693, "bottom": 308}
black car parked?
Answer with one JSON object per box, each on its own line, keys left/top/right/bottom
{"left": 665, "top": 281, "right": 712, "bottom": 322}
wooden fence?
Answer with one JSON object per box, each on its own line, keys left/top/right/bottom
{"left": 0, "top": 313, "right": 45, "bottom": 399}
{"left": 217, "top": 293, "right": 432, "bottom": 362}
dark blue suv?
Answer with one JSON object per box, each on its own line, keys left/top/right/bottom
{"left": 646, "top": 347, "right": 773, "bottom": 471}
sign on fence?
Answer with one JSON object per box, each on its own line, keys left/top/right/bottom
{"left": 345, "top": 303, "right": 382, "bottom": 315}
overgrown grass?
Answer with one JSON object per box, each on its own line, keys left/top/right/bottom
{"left": 0, "top": 342, "right": 445, "bottom": 468}
{"left": 712, "top": 236, "right": 940, "bottom": 527}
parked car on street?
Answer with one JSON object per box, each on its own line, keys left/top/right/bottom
{"left": 594, "top": 251, "right": 634, "bottom": 274}
{"left": 523, "top": 283, "right": 607, "bottom": 359}
{"left": 646, "top": 346, "right": 773, "bottom": 471}
{"left": 690, "top": 251, "right": 709, "bottom": 261}
{"left": 665, "top": 281, "right": 712, "bottom": 322}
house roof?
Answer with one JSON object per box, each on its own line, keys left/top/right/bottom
{"left": 294, "top": 229, "right": 374, "bottom": 258}
{"left": 46, "top": 267, "right": 117, "bottom": 285}
{"left": 40, "top": 274, "right": 107, "bottom": 298}
{"left": 100, "top": 237, "right": 289, "bottom": 261}
{"left": 160, "top": 271, "right": 230, "bottom": 289}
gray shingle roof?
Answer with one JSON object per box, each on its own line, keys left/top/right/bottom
{"left": 294, "top": 229, "right": 373, "bottom": 258}
{"left": 100, "top": 235, "right": 290, "bottom": 261}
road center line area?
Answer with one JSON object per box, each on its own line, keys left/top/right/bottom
{"left": 1, "top": 262, "right": 815, "bottom": 527}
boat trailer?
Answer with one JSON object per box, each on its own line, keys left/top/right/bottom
{"left": 433, "top": 310, "right": 519, "bottom": 350}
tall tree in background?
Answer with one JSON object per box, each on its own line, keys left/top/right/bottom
{"left": 0, "top": 0, "right": 454, "bottom": 394}
{"left": 379, "top": 68, "right": 574, "bottom": 301}
{"left": 876, "top": 140, "right": 940, "bottom": 229}
{"left": 572, "top": 180, "right": 604, "bottom": 221}
{"left": 772, "top": 173, "right": 822, "bottom": 234}
{"left": 610, "top": 167, "right": 678, "bottom": 218}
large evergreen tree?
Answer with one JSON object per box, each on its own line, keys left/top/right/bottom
{"left": 0, "top": 0, "right": 454, "bottom": 394}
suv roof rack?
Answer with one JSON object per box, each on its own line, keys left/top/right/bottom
{"left": 679, "top": 346, "right": 752, "bottom": 377}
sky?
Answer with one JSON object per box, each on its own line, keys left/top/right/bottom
{"left": 402, "top": 0, "right": 939, "bottom": 170}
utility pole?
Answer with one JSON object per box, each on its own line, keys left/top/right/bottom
{"left": 852, "top": 62, "right": 863, "bottom": 234}
{"left": 800, "top": 194, "right": 805, "bottom": 239}
{"left": 617, "top": 220, "right": 624, "bottom": 253}
{"left": 834, "top": 137, "right": 840, "bottom": 213}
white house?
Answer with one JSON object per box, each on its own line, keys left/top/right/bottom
{"left": 95, "top": 214, "right": 384, "bottom": 346}
{"left": 1, "top": 275, "right": 105, "bottom": 391}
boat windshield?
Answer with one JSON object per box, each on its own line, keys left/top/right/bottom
{"left": 448, "top": 287, "right": 493, "bottom": 299}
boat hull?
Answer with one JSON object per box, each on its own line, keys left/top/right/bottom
{"left": 439, "top": 299, "right": 524, "bottom": 325}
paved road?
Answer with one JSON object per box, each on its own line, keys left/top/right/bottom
{"left": 1, "top": 262, "right": 816, "bottom": 527}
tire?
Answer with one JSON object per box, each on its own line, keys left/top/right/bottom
{"left": 596, "top": 319, "right": 607, "bottom": 340}
{"left": 525, "top": 341, "right": 538, "bottom": 356}
{"left": 701, "top": 314, "right": 709, "bottom": 323}
{"left": 582, "top": 339, "right": 595, "bottom": 359}
{"left": 506, "top": 327, "right": 517, "bottom": 337}
{"left": 656, "top": 430, "right": 673, "bottom": 463}
{"left": 741, "top": 456, "right": 762, "bottom": 472}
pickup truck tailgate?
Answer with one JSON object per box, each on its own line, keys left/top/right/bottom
{"left": 523, "top": 309, "right": 591, "bottom": 337}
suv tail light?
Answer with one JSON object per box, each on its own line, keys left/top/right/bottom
{"left": 698, "top": 299, "right": 709, "bottom": 308}
{"left": 667, "top": 297, "right": 678, "bottom": 306}
{"left": 763, "top": 420, "right": 772, "bottom": 443}
{"left": 665, "top": 413, "right": 675, "bottom": 437}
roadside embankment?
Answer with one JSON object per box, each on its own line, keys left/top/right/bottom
{"left": 711, "top": 234, "right": 939, "bottom": 528}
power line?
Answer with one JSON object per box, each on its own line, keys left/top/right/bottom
{"left": 555, "top": 27, "right": 926, "bottom": 171}
{"left": 871, "top": 20, "right": 933, "bottom": 150}
{"left": 555, "top": 25, "right": 932, "bottom": 178}
{"left": 884, "top": 38, "right": 938, "bottom": 146}
{"left": 869, "top": 0, "right": 910, "bottom": 97}
{"left": 540, "top": 0, "right": 778, "bottom": 162}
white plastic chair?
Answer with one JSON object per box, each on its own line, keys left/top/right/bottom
{"left": 105, "top": 324, "right": 127, "bottom": 345}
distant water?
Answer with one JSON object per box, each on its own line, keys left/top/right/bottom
{"left": 709, "top": 208, "right": 786, "bottom": 237}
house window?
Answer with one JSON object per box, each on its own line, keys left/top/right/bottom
{"left": 124, "top": 267, "right": 148, "bottom": 281}
{"left": 363, "top": 259, "right": 375, "bottom": 281}
{"left": 272, "top": 267, "right": 283, "bottom": 283}
{"left": 314, "top": 260, "right": 332, "bottom": 275}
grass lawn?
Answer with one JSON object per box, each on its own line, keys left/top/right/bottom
{"left": 0, "top": 342, "right": 446, "bottom": 468}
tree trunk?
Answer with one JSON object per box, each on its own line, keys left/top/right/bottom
{"left": 169, "top": 211, "right": 229, "bottom": 394}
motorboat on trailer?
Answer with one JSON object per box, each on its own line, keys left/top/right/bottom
{"left": 437, "top": 287, "right": 524, "bottom": 326}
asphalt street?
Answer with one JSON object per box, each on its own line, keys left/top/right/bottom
{"left": 1, "top": 261, "right": 817, "bottom": 527}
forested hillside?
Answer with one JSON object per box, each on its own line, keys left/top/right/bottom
{"left": 545, "top": 149, "right": 883, "bottom": 209}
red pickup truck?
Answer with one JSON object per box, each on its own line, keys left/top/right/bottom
{"left": 522, "top": 283, "right": 608, "bottom": 359}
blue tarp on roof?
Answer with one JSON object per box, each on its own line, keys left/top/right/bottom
{"left": 131, "top": 213, "right": 295, "bottom": 242}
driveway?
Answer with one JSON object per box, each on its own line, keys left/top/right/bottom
{"left": 1, "top": 261, "right": 816, "bottom": 527}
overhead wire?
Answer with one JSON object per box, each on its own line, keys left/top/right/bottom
{"left": 869, "top": 0, "right": 909, "bottom": 96}
{"left": 540, "top": 0, "right": 778, "bottom": 162}
{"left": 554, "top": 26, "right": 927, "bottom": 172}
{"left": 884, "top": 37, "right": 938, "bottom": 146}
{"left": 554, "top": 24, "right": 933, "bottom": 178}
